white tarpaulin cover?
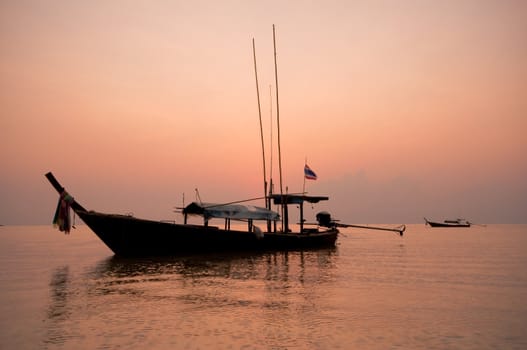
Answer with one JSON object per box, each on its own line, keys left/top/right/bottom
{"left": 183, "top": 202, "right": 280, "bottom": 221}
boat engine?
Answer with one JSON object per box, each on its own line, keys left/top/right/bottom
{"left": 316, "top": 211, "right": 334, "bottom": 228}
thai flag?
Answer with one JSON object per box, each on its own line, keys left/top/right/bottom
{"left": 304, "top": 164, "right": 318, "bottom": 180}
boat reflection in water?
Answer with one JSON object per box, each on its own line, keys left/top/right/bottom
{"left": 44, "top": 266, "right": 80, "bottom": 347}
{"left": 43, "top": 248, "right": 339, "bottom": 348}
{"left": 88, "top": 247, "right": 338, "bottom": 289}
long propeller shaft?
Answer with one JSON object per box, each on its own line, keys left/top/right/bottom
{"left": 338, "top": 223, "right": 406, "bottom": 236}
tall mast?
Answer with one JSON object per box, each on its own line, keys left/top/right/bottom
{"left": 269, "top": 84, "right": 273, "bottom": 195}
{"left": 268, "top": 84, "right": 275, "bottom": 232}
{"left": 273, "top": 24, "right": 285, "bottom": 230}
{"left": 252, "top": 38, "right": 268, "bottom": 208}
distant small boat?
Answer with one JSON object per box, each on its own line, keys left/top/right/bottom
{"left": 424, "top": 218, "right": 471, "bottom": 228}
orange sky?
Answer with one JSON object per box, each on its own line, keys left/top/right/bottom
{"left": 1, "top": 1, "right": 526, "bottom": 224}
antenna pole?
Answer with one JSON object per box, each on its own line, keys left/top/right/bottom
{"left": 252, "top": 38, "right": 268, "bottom": 208}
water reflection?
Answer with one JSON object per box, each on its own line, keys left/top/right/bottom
{"left": 88, "top": 248, "right": 338, "bottom": 284}
{"left": 44, "top": 266, "right": 72, "bottom": 345}
{"left": 47, "top": 266, "right": 71, "bottom": 319}
{"left": 85, "top": 248, "right": 340, "bottom": 315}
{"left": 32, "top": 226, "right": 527, "bottom": 349}
{"left": 43, "top": 248, "right": 339, "bottom": 348}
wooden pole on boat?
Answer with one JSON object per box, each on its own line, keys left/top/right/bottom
{"left": 268, "top": 84, "right": 273, "bottom": 200}
{"left": 268, "top": 84, "right": 274, "bottom": 232}
{"left": 273, "top": 24, "right": 285, "bottom": 231}
{"left": 302, "top": 157, "right": 307, "bottom": 194}
{"left": 252, "top": 38, "right": 268, "bottom": 209}
{"left": 44, "top": 172, "right": 87, "bottom": 213}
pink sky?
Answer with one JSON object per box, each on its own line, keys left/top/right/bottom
{"left": 1, "top": 1, "right": 526, "bottom": 224}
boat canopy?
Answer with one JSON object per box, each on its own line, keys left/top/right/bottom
{"left": 269, "top": 194, "right": 329, "bottom": 205}
{"left": 183, "top": 202, "right": 280, "bottom": 221}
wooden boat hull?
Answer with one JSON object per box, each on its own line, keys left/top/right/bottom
{"left": 426, "top": 222, "right": 470, "bottom": 228}
{"left": 425, "top": 219, "right": 471, "bottom": 228}
{"left": 77, "top": 210, "right": 339, "bottom": 257}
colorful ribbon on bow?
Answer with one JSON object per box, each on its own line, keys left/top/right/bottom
{"left": 53, "top": 191, "right": 74, "bottom": 234}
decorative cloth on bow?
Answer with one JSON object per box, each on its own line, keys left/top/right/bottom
{"left": 53, "top": 191, "right": 74, "bottom": 234}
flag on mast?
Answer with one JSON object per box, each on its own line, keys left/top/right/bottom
{"left": 304, "top": 164, "right": 318, "bottom": 180}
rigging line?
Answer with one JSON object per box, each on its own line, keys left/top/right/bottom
{"left": 252, "top": 38, "right": 268, "bottom": 207}
{"left": 195, "top": 188, "right": 202, "bottom": 204}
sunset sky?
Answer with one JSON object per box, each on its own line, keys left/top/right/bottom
{"left": 1, "top": 0, "right": 526, "bottom": 225}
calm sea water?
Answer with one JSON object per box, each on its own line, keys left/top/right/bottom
{"left": 1, "top": 224, "right": 526, "bottom": 349}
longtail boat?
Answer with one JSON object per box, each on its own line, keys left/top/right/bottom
{"left": 424, "top": 218, "right": 471, "bottom": 227}
{"left": 45, "top": 26, "right": 405, "bottom": 257}
{"left": 46, "top": 172, "right": 341, "bottom": 256}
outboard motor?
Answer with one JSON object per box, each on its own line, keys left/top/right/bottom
{"left": 316, "top": 211, "right": 334, "bottom": 228}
